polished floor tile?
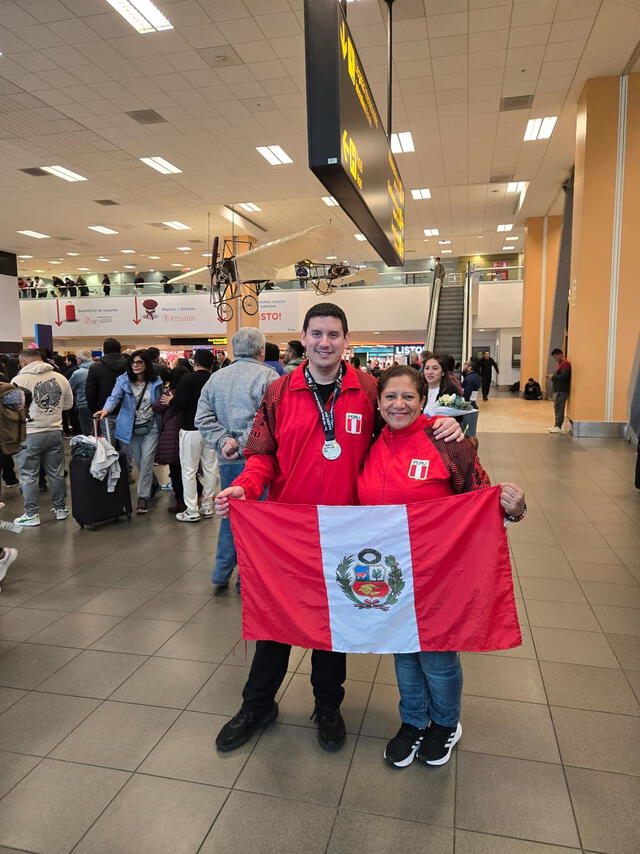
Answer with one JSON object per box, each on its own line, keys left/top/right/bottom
{"left": 540, "top": 661, "right": 640, "bottom": 715}
{"left": 565, "top": 766, "right": 640, "bottom": 854}
{"left": 0, "top": 692, "right": 99, "bottom": 756}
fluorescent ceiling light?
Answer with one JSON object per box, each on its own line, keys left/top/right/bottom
{"left": 354, "top": 233, "right": 366, "bottom": 241}
{"left": 176, "top": 246, "right": 192, "bottom": 251}
{"left": 256, "top": 145, "right": 293, "bottom": 165}
{"left": 78, "top": 267, "right": 90, "bottom": 271}
{"left": 18, "top": 255, "right": 33, "bottom": 258}
{"left": 49, "top": 261, "right": 61, "bottom": 264}
{"left": 322, "top": 196, "right": 338, "bottom": 206}
{"left": 17, "top": 230, "right": 50, "bottom": 238}
{"left": 390, "top": 131, "right": 415, "bottom": 153}
{"left": 88, "top": 225, "right": 118, "bottom": 234}
{"left": 97, "top": 257, "right": 110, "bottom": 261}
{"left": 148, "top": 255, "right": 161, "bottom": 259}
{"left": 162, "top": 220, "right": 191, "bottom": 230}
{"left": 507, "top": 181, "right": 527, "bottom": 193}
{"left": 41, "top": 165, "right": 87, "bottom": 182}
{"left": 502, "top": 246, "right": 515, "bottom": 250}
{"left": 524, "top": 116, "right": 557, "bottom": 141}
{"left": 411, "top": 188, "right": 431, "bottom": 199}
{"left": 66, "top": 252, "right": 80, "bottom": 256}
{"left": 121, "top": 249, "right": 135, "bottom": 253}
{"left": 326, "top": 255, "right": 338, "bottom": 260}
{"left": 423, "top": 228, "right": 439, "bottom": 237}
{"left": 139, "top": 156, "right": 182, "bottom": 174}
{"left": 238, "top": 202, "right": 262, "bottom": 212}
{"left": 438, "top": 240, "right": 451, "bottom": 245}
{"left": 441, "top": 249, "right": 453, "bottom": 254}
{"left": 104, "top": 0, "right": 173, "bottom": 34}
{"left": 497, "top": 224, "right": 513, "bottom": 232}
{"left": 171, "top": 263, "right": 182, "bottom": 266}
{"left": 505, "top": 236, "right": 518, "bottom": 242}
{"left": 123, "top": 264, "right": 136, "bottom": 269}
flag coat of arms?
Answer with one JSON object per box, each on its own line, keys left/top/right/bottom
{"left": 229, "top": 485, "right": 521, "bottom": 654}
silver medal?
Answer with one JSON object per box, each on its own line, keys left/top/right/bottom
{"left": 322, "top": 440, "right": 342, "bottom": 460}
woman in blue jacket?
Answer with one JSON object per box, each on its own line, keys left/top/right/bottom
{"left": 94, "top": 349, "right": 163, "bottom": 514}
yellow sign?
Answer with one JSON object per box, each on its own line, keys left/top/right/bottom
{"left": 207, "top": 336, "right": 228, "bottom": 346}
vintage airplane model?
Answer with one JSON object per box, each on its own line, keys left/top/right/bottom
{"left": 167, "top": 224, "right": 379, "bottom": 323}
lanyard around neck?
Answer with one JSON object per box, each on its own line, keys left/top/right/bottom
{"left": 303, "top": 365, "right": 343, "bottom": 442}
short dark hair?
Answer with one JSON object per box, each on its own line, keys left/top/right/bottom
{"left": 193, "top": 349, "right": 214, "bottom": 369}
{"left": 303, "top": 302, "right": 348, "bottom": 335}
{"left": 66, "top": 354, "right": 78, "bottom": 365}
{"left": 126, "top": 349, "right": 156, "bottom": 383}
{"left": 147, "top": 346, "right": 160, "bottom": 361}
{"left": 435, "top": 257, "right": 441, "bottom": 262}
{"left": 441, "top": 353, "right": 455, "bottom": 373}
{"left": 378, "top": 364, "right": 427, "bottom": 399}
{"left": 264, "top": 342, "right": 280, "bottom": 362}
{"left": 103, "top": 337, "right": 121, "bottom": 354}
{"left": 287, "top": 340, "right": 304, "bottom": 358}
{"left": 350, "top": 356, "right": 361, "bottom": 369}
{"left": 551, "top": 348, "right": 563, "bottom": 356}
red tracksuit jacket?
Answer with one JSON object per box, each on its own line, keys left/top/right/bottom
{"left": 358, "top": 414, "right": 490, "bottom": 505}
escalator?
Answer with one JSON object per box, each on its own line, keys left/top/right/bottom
{"left": 424, "top": 270, "right": 470, "bottom": 366}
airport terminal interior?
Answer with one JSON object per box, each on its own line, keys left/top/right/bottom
{"left": 0, "top": 0, "right": 639, "bottom": 852}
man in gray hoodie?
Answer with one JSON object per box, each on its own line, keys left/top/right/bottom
{"left": 13, "top": 350, "right": 73, "bottom": 526}
{"left": 195, "top": 327, "right": 278, "bottom": 590}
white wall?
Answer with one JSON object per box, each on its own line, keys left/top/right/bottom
{"left": 0, "top": 274, "right": 21, "bottom": 345}
{"left": 496, "top": 327, "right": 522, "bottom": 387}
{"left": 474, "top": 281, "right": 523, "bottom": 329}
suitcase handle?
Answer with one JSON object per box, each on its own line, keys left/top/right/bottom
{"left": 93, "top": 416, "right": 111, "bottom": 441}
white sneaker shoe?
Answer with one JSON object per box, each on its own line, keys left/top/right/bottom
{"left": 176, "top": 511, "right": 201, "bottom": 522}
{"left": 546, "top": 426, "right": 563, "bottom": 433}
{"left": 200, "top": 502, "right": 214, "bottom": 518}
{"left": 14, "top": 513, "right": 40, "bottom": 527}
{"left": 0, "top": 546, "right": 18, "bottom": 585}
{"left": 53, "top": 508, "right": 70, "bottom": 520}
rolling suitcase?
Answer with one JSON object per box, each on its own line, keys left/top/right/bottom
{"left": 70, "top": 421, "right": 132, "bottom": 530}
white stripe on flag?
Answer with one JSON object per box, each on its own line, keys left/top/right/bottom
{"left": 317, "top": 505, "right": 420, "bottom": 654}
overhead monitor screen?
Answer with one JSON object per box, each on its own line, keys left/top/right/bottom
{"left": 304, "top": 0, "right": 405, "bottom": 267}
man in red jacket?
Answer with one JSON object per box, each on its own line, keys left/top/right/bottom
{"left": 214, "top": 302, "right": 463, "bottom": 753}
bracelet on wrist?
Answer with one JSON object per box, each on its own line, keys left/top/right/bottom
{"left": 504, "top": 502, "right": 527, "bottom": 524}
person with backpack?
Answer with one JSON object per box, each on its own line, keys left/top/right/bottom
{"left": 85, "top": 338, "right": 128, "bottom": 442}
{"left": 12, "top": 351, "right": 73, "bottom": 527}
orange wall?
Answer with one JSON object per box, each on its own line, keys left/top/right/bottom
{"left": 567, "top": 77, "right": 619, "bottom": 422}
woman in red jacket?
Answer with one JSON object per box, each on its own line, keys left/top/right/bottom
{"left": 358, "top": 365, "right": 526, "bottom": 769}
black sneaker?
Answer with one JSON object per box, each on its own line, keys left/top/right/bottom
{"left": 311, "top": 705, "right": 346, "bottom": 752}
{"left": 416, "top": 721, "right": 462, "bottom": 766}
{"left": 384, "top": 723, "right": 426, "bottom": 768}
{"left": 215, "top": 703, "right": 278, "bottom": 753}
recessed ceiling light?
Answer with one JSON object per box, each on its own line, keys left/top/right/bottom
{"left": 497, "top": 224, "right": 513, "bottom": 232}
{"left": 354, "top": 233, "right": 366, "bottom": 241}
{"left": 97, "top": 257, "right": 110, "bottom": 262}
{"left": 34, "top": 270, "right": 44, "bottom": 273}
{"left": 390, "top": 131, "right": 415, "bottom": 153}
{"left": 256, "top": 145, "right": 293, "bottom": 165}
{"left": 322, "top": 196, "right": 338, "bottom": 206}
{"left": 423, "top": 228, "right": 439, "bottom": 237}
{"left": 441, "top": 249, "right": 453, "bottom": 254}
{"left": 78, "top": 267, "right": 90, "bottom": 271}
{"left": 507, "top": 181, "right": 527, "bottom": 193}
{"left": 18, "top": 254, "right": 33, "bottom": 259}
{"left": 17, "top": 230, "right": 50, "bottom": 238}
{"left": 524, "top": 116, "right": 557, "bottom": 141}
{"left": 237, "top": 203, "right": 262, "bottom": 212}
{"left": 148, "top": 255, "right": 161, "bottom": 259}
{"left": 438, "top": 240, "right": 451, "bottom": 245}
{"left": 104, "top": 0, "right": 173, "bottom": 34}
{"left": 410, "top": 188, "right": 431, "bottom": 199}
{"left": 171, "top": 263, "right": 182, "bottom": 266}
{"left": 176, "top": 246, "right": 191, "bottom": 251}
{"left": 505, "top": 236, "right": 518, "bottom": 242}
{"left": 48, "top": 261, "right": 61, "bottom": 264}
{"left": 326, "top": 255, "right": 338, "bottom": 260}
{"left": 121, "top": 249, "right": 135, "bottom": 253}
{"left": 477, "top": 236, "right": 483, "bottom": 239}
{"left": 123, "top": 264, "right": 136, "bottom": 269}
{"left": 162, "top": 220, "right": 191, "bottom": 230}
{"left": 501, "top": 246, "right": 515, "bottom": 250}
{"left": 88, "top": 225, "right": 118, "bottom": 234}
{"left": 139, "top": 156, "right": 182, "bottom": 174}
{"left": 66, "top": 252, "right": 80, "bottom": 256}
{"left": 41, "top": 165, "right": 87, "bottom": 182}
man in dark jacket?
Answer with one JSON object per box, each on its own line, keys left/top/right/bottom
{"left": 479, "top": 350, "right": 499, "bottom": 400}
{"left": 169, "top": 349, "right": 217, "bottom": 521}
{"left": 85, "top": 338, "right": 128, "bottom": 417}
{"left": 147, "top": 347, "right": 171, "bottom": 383}
{"left": 546, "top": 348, "right": 571, "bottom": 433}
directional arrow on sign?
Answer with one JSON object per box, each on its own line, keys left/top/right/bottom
{"left": 133, "top": 295, "right": 141, "bottom": 325}
{"left": 54, "top": 299, "right": 63, "bottom": 327}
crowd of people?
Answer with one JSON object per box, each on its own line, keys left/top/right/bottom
{"left": 16, "top": 274, "right": 187, "bottom": 298}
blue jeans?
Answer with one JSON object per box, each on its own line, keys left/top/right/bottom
{"left": 394, "top": 651, "right": 462, "bottom": 729}
{"left": 212, "top": 460, "right": 246, "bottom": 588}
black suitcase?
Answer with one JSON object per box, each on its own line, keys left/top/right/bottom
{"left": 70, "top": 452, "right": 132, "bottom": 530}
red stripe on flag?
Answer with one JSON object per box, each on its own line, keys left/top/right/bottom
{"left": 229, "top": 500, "right": 333, "bottom": 650}
{"left": 407, "top": 486, "right": 521, "bottom": 652}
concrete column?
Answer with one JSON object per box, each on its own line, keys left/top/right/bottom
{"left": 0, "top": 251, "right": 22, "bottom": 352}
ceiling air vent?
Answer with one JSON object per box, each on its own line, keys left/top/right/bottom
{"left": 499, "top": 94, "right": 534, "bottom": 112}
{"left": 126, "top": 109, "right": 167, "bottom": 125}
{"left": 490, "top": 172, "right": 514, "bottom": 184}
{"left": 94, "top": 199, "right": 119, "bottom": 206}
{"left": 20, "top": 167, "right": 50, "bottom": 177}
{"left": 52, "top": 236, "right": 73, "bottom": 241}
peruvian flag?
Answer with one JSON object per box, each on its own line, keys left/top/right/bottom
{"left": 229, "top": 486, "right": 521, "bottom": 654}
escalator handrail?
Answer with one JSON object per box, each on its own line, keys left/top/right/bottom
{"left": 424, "top": 272, "right": 441, "bottom": 351}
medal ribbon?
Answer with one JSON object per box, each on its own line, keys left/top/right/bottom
{"left": 304, "top": 364, "right": 343, "bottom": 443}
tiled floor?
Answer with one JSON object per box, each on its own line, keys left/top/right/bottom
{"left": 0, "top": 397, "right": 639, "bottom": 854}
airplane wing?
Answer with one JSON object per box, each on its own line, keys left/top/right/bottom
{"left": 331, "top": 267, "right": 379, "bottom": 287}
{"left": 166, "top": 266, "right": 210, "bottom": 285}
{"left": 235, "top": 225, "right": 343, "bottom": 283}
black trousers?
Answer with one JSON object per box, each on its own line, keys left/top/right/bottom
{"left": 242, "top": 641, "right": 346, "bottom": 713}
{"left": 481, "top": 375, "right": 492, "bottom": 399}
